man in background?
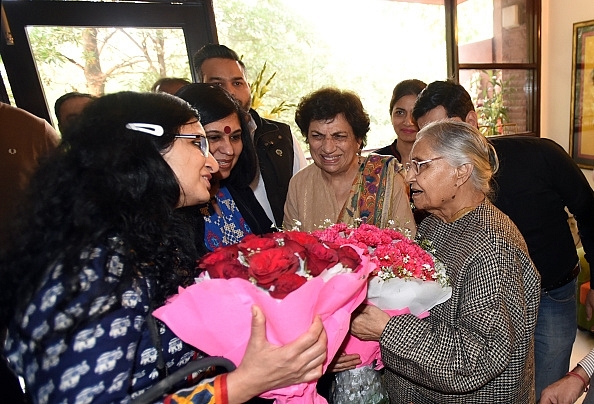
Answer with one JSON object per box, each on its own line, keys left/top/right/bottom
{"left": 54, "top": 91, "right": 96, "bottom": 134}
{"left": 412, "top": 80, "right": 594, "bottom": 401}
{"left": 193, "top": 44, "right": 307, "bottom": 227}
{"left": 151, "top": 77, "right": 190, "bottom": 95}
{"left": 0, "top": 101, "right": 59, "bottom": 400}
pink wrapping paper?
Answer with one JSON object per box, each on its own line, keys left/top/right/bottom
{"left": 153, "top": 251, "right": 375, "bottom": 404}
{"left": 340, "top": 308, "right": 429, "bottom": 369}
{"left": 340, "top": 276, "right": 451, "bottom": 369}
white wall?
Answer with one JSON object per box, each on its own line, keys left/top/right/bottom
{"left": 541, "top": 0, "right": 594, "bottom": 188}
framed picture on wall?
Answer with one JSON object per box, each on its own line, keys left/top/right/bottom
{"left": 570, "top": 19, "right": 594, "bottom": 169}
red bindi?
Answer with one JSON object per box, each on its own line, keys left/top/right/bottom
{"left": 224, "top": 126, "right": 231, "bottom": 134}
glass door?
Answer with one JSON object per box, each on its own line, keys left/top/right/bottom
{"left": 1, "top": 0, "right": 217, "bottom": 125}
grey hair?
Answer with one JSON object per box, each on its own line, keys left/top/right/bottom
{"left": 416, "top": 120, "right": 499, "bottom": 198}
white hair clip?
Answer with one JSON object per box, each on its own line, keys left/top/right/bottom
{"left": 125, "top": 123, "right": 164, "bottom": 137}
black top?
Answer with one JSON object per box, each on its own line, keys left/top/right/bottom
{"left": 374, "top": 139, "right": 402, "bottom": 162}
{"left": 489, "top": 135, "right": 594, "bottom": 289}
{"left": 226, "top": 183, "right": 274, "bottom": 235}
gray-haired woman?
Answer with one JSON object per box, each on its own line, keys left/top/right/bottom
{"left": 350, "top": 120, "right": 541, "bottom": 403}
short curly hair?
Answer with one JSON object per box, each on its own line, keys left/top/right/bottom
{"left": 294, "top": 87, "right": 370, "bottom": 148}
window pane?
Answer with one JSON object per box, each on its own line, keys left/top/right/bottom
{"left": 0, "top": 55, "right": 15, "bottom": 105}
{"left": 213, "top": 0, "right": 447, "bottom": 152}
{"left": 460, "top": 69, "right": 533, "bottom": 135}
{"left": 458, "top": 0, "right": 529, "bottom": 64}
{"left": 25, "top": 26, "right": 192, "bottom": 129}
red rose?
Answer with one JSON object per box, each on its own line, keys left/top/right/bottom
{"left": 238, "top": 234, "right": 277, "bottom": 255}
{"left": 337, "top": 246, "right": 362, "bottom": 270}
{"left": 207, "top": 260, "right": 249, "bottom": 281}
{"left": 269, "top": 272, "right": 308, "bottom": 299}
{"left": 248, "top": 246, "right": 299, "bottom": 288}
{"left": 282, "top": 239, "right": 306, "bottom": 260}
{"left": 198, "top": 244, "right": 240, "bottom": 270}
{"left": 284, "top": 231, "right": 319, "bottom": 247}
{"left": 305, "top": 243, "right": 338, "bottom": 276}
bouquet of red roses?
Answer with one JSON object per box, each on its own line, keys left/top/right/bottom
{"left": 153, "top": 231, "right": 375, "bottom": 404}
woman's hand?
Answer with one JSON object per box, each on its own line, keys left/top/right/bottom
{"left": 350, "top": 304, "right": 390, "bottom": 341}
{"left": 226, "top": 305, "right": 327, "bottom": 403}
{"left": 327, "top": 353, "right": 361, "bottom": 373}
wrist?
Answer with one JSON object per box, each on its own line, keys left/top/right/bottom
{"left": 214, "top": 374, "right": 229, "bottom": 404}
{"left": 226, "top": 369, "right": 264, "bottom": 404}
{"left": 567, "top": 370, "right": 589, "bottom": 393}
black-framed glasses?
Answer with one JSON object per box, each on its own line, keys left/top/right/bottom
{"left": 175, "top": 134, "right": 209, "bottom": 157}
{"left": 125, "top": 123, "right": 209, "bottom": 157}
{"left": 404, "top": 157, "right": 443, "bottom": 175}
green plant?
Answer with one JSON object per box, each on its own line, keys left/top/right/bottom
{"left": 470, "top": 70, "right": 510, "bottom": 137}
{"left": 250, "top": 61, "right": 295, "bottom": 119}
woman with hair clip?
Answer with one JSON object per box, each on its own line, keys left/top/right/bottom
{"left": 0, "top": 91, "right": 326, "bottom": 404}
{"left": 176, "top": 84, "right": 273, "bottom": 251}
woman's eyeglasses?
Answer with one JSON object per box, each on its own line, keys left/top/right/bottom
{"left": 404, "top": 157, "right": 443, "bottom": 175}
{"left": 125, "top": 123, "right": 209, "bottom": 157}
{"left": 175, "top": 134, "right": 209, "bottom": 157}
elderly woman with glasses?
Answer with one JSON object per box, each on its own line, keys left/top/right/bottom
{"left": 350, "top": 120, "right": 541, "bottom": 403}
{"left": 283, "top": 87, "right": 415, "bottom": 234}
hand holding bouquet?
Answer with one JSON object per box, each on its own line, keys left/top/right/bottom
{"left": 313, "top": 223, "right": 451, "bottom": 368}
{"left": 309, "top": 223, "right": 451, "bottom": 404}
{"left": 153, "top": 231, "right": 376, "bottom": 403}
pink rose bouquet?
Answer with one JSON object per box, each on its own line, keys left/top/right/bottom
{"left": 153, "top": 231, "right": 376, "bottom": 404}
{"left": 312, "top": 223, "right": 451, "bottom": 368}
{"left": 309, "top": 223, "right": 450, "bottom": 404}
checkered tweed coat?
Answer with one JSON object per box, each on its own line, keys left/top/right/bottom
{"left": 380, "top": 200, "right": 540, "bottom": 403}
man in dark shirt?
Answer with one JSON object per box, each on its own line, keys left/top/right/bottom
{"left": 412, "top": 80, "right": 594, "bottom": 401}
{"left": 192, "top": 44, "right": 307, "bottom": 227}
{"left": 0, "top": 101, "right": 60, "bottom": 401}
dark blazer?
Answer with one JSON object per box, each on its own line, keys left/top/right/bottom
{"left": 226, "top": 184, "right": 274, "bottom": 235}
{"left": 249, "top": 109, "right": 294, "bottom": 226}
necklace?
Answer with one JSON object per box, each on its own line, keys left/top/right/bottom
{"left": 449, "top": 206, "right": 476, "bottom": 223}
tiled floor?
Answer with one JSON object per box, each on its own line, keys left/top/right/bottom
{"left": 571, "top": 329, "right": 594, "bottom": 404}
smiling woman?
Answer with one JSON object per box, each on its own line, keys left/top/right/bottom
{"left": 176, "top": 83, "right": 274, "bottom": 250}
{"left": 284, "top": 87, "right": 416, "bottom": 234}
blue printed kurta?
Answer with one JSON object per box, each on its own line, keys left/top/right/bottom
{"left": 4, "top": 237, "right": 216, "bottom": 404}
{"left": 204, "top": 186, "right": 252, "bottom": 251}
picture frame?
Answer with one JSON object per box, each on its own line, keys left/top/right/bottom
{"left": 570, "top": 19, "right": 594, "bottom": 169}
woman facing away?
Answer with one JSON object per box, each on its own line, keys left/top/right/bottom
{"left": 350, "top": 120, "right": 541, "bottom": 403}
{"left": 0, "top": 91, "right": 326, "bottom": 404}
{"left": 283, "top": 87, "right": 415, "bottom": 235}
{"left": 374, "top": 79, "right": 426, "bottom": 165}
{"left": 176, "top": 83, "right": 273, "bottom": 251}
